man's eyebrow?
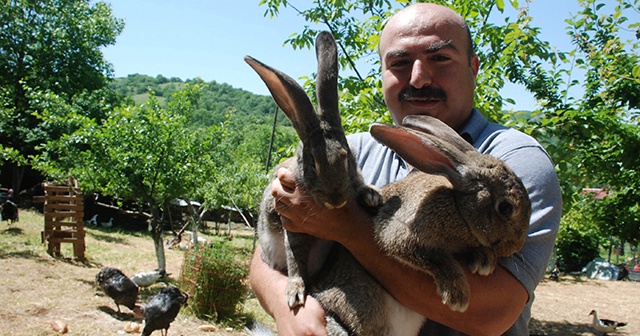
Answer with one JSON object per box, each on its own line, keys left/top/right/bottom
{"left": 424, "top": 39, "right": 456, "bottom": 53}
{"left": 384, "top": 39, "right": 457, "bottom": 62}
{"left": 384, "top": 50, "right": 409, "bottom": 61}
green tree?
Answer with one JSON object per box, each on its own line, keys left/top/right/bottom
{"left": 36, "top": 84, "right": 220, "bottom": 272}
{"left": 199, "top": 110, "right": 297, "bottom": 215}
{"left": 530, "top": 0, "right": 640, "bottom": 249}
{"left": 0, "top": 0, "right": 123, "bottom": 191}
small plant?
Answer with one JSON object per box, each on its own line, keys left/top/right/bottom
{"left": 179, "top": 240, "right": 250, "bottom": 321}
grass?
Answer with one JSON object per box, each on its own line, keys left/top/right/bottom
{"left": 0, "top": 209, "right": 274, "bottom": 335}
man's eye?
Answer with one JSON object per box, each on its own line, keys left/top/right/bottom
{"left": 389, "top": 60, "right": 409, "bottom": 68}
{"left": 431, "top": 55, "right": 451, "bottom": 62}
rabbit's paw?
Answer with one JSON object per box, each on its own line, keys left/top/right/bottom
{"left": 467, "top": 248, "right": 497, "bottom": 276}
{"left": 285, "top": 276, "right": 306, "bottom": 308}
{"left": 437, "top": 278, "right": 470, "bottom": 312}
{"left": 357, "top": 185, "right": 383, "bottom": 209}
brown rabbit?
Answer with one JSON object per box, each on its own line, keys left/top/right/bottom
{"left": 310, "top": 115, "right": 532, "bottom": 335}
{"left": 245, "top": 31, "right": 381, "bottom": 309}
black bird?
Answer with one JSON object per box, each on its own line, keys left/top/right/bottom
{"left": 95, "top": 267, "right": 141, "bottom": 315}
{"left": 142, "top": 286, "right": 189, "bottom": 336}
{"left": 1, "top": 199, "right": 18, "bottom": 224}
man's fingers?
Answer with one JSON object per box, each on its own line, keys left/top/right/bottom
{"left": 276, "top": 167, "right": 296, "bottom": 192}
{"left": 275, "top": 199, "right": 291, "bottom": 212}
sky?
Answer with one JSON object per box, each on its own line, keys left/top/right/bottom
{"left": 101, "top": 0, "right": 584, "bottom": 112}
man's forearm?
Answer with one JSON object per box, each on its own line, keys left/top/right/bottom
{"left": 249, "top": 246, "right": 329, "bottom": 336}
{"left": 342, "top": 228, "right": 527, "bottom": 335}
{"left": 249, "top": 246, "right": 285, "bottom": 317}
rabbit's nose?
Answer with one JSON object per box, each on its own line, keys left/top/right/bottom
{"left": 324, "top": 200, "right": 348, "bottom": 209}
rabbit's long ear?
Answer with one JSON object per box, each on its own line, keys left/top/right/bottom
{"left": 244, "top": 56, "right": 319, "bottom": 141}
{"left": 370, "top": 123, "right": 462, "bottom": 177}
{"left": 315, "top": 31, "right": 341, "bottom": 129}
{"left": 401, "top": 115, "right": 476, "bottom": 154}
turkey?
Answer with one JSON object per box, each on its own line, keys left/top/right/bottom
{"left": 589, "top": 310, "right": 627, "bottom": 335}
{"left": 1, "top": 198, "right": 19, "bottom": 225}
{"left": 95, "top": 267, "right": 141, "bottom": 316}
{"left": 142, "top": 286, "right": 189, "bottom": 336}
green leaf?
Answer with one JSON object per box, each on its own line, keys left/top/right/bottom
{"left": 496, "top": 0, "right": 505, "bottom": 12}
{"left": 633, "top": 65, "right": 640, "bottom": 79}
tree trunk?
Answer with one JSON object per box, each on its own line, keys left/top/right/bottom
{"left": 150, "top": 206, "right": 167, "bottom": 273}
{"left": 11, "top": 164, "right": 25, "bottom": 194}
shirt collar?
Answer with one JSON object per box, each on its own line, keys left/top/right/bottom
{"left": 459, "top": 108, "right": 488, "bottom": 145}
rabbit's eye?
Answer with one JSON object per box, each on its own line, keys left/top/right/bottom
{"left": 497, "top": 201, "right": 514, "bottom": 217}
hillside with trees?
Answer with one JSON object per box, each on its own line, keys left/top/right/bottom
{"left": 109, "top": 74, "right": 289, "bottom": 128}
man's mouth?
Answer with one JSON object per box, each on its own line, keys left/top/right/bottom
{"left": 400, "top": 86, "right": 447, "bottom": 103}
{"left": 405, "top": 97, "right": 441, "bottom": 103}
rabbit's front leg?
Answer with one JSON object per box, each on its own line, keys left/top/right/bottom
{"left": 464, "top": 247, "right": 498, "bottom": 276}
{"left": 400, "top": 247, "right": 471, "bottom": 312}
{"left": 284, "top": 231, "right": 314, "bottom": 308}
{"left": 285, "top": 231, "right": 334, "bottom": 308}
{"left": 356, "top": 185, "right": 384, "bottom": 212}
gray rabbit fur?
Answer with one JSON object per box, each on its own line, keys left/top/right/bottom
{"left": 246, "top": 31, "right": 531, "bottom": 336}
{"left": 245, "top": 31, "right": 381, "bottom": 309}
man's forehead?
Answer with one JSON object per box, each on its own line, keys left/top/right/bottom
{"left": 382, "top": 34, "right": 459, "bottom": 59}
{"left": 381, "top": 17, "right": 465, "bottom": 47}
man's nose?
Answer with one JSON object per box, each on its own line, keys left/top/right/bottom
{"left": 409, "top": 60, "right": 432, "bottom": 88}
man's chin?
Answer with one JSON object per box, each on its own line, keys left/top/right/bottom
{"left": 407, "top": 105, "right": 442, "bottom": 119}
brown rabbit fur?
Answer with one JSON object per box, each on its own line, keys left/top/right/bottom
{"left": 245, "top": 31, "right": 381, "bottom": 309}
{"left": 311, "top": 116, "right": 532, "bottom": 335}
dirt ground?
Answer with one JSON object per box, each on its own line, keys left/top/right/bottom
{"left": 0, "top": 210, "right": 260, "bottom": 336}
{"left": 1, "top": 210, "right": 638, "bottom": 336}
{"left": 530, "top": 276, "right": 638, "bottom": 336}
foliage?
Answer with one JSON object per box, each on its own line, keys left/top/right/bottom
{"left": 0, "top": 0, "right": 124, "bottom": 190}
{"left": 180, "top": 241, "right": 250, "bottom": 321}
{"left": 199, "top": 110, "right": 298, "bottom": 213}
{"left": 556, "top": 226, "right": 600, "bottom": 272}
{"left": 531, "top": 0, "right": 640, "bottom": 248}
{"left": 110, "top": 74, "right": 286, "bottom": 129}
{"left": 34, "top": 84, "right": 220, "bottom": 271}
{"left": 555, "top": 197, "right": 602, "bottom": 272}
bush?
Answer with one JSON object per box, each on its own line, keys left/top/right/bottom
{"left": 556, "top": 226, "right": 600, "bottom": 272}
{"left": 179, "top": 240, "right": 249, "bottom": 320}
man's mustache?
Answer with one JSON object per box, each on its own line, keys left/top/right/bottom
{"left": 400, "top": 86, "right": 447, "bottom": 101}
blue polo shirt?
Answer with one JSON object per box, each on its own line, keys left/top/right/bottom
{"left": 346, "top": 109, "right": 562, "bottom": 335}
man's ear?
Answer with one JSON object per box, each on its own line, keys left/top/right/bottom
{"left": 471, "top": 54, "right": 480, "bottom": 76}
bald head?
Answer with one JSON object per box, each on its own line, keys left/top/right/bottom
{"left": 381, "top": 3, "right": 474, "bottom": 64}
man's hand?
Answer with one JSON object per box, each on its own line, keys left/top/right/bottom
{"left": 249, "top": 247, "right": 328, "bottom": 336}
{"left": 271, "top": 167, "right": 370, "bottom": 245}
{"left": 273, "top": 295, "right": 329, "bottom": 336}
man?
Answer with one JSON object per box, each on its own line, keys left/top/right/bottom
{"left": 249, "top": 3, "right": 562, "bottom": 335}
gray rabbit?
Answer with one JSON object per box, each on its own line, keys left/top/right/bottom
{"left": 245, "top": 31, "right": 382, "bottom": 309}
{"left": 311, "top": 116, "right": 532, "bottom": 335}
